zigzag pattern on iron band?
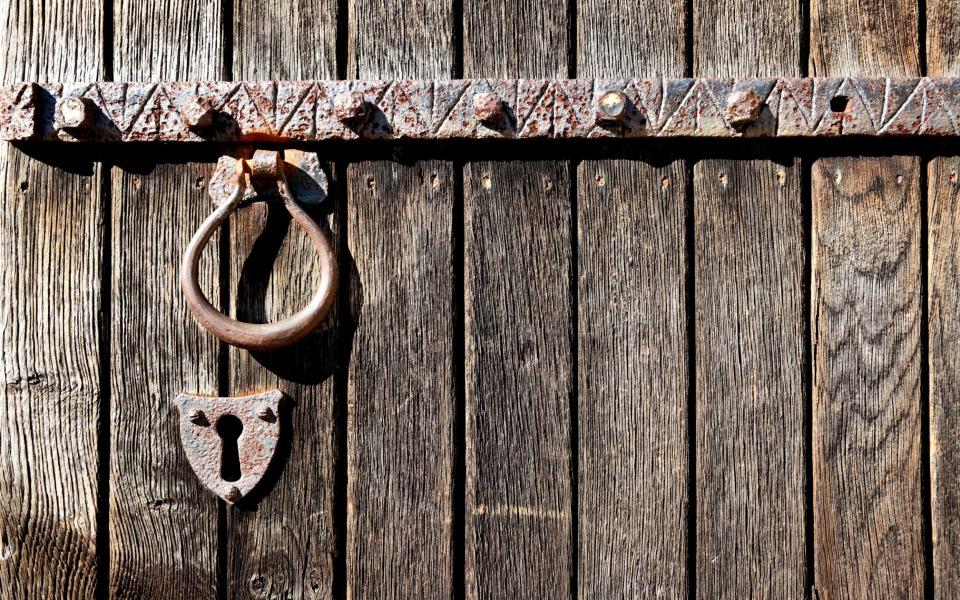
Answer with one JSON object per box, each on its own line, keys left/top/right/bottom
{"left": 1, "top": 77, "right": 958, "bottom": 142}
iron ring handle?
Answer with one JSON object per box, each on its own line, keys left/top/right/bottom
{"left": 179, "top": 167, "right": 337, "bottom": 351}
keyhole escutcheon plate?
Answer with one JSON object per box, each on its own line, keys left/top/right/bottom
{"left": 174, "top": 389, "right": 282, "bottom": 503}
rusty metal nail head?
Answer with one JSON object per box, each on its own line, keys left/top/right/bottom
{"left": 473, "top": 92, "right": 504, "bottom": 124}
{"left": 55, "top": 97, "right": 94, "bottom": 130}
{"left": 225, "top": 486, "right": 241, "bottom": 503}
{"left": 188, "top": 409, "right": 208, "bottom": 426}
{"left": 256, "top": 404, "right": 275, "bottom": 422}
{"left": 596, "top": 90, "right": 628, "bottom": 124}
{"left": 182, "top": 97, "right": 216, "bottom": 130}
{"left": 334, "top": 90, "right": 368, "bottom": 124}
{"left": 725, "top": 90, "right": 764, "bottom": 128}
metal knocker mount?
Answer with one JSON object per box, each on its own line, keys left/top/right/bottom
{"left": 174, "top": 149, "right": 336, "bottom": 503}
{"left": 179, "top": 148, "right": 337, "bottom": 351}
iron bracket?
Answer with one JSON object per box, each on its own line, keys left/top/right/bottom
{"left": 2, "top": 77, "right": 959, "bottom": 142}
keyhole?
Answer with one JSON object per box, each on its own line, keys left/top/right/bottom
{"left": 217, "top": 415, "right": 243, "bottom": 482}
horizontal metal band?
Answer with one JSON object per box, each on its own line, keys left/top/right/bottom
{"left": 1, "top": 77, "right": 958, "bottom": 142}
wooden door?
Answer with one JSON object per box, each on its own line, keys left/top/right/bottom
{"left": 0, "top": 1, "right": 957, "bottom": 599}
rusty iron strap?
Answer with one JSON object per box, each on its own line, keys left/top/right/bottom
{"left": 2, "top": 77, "right": 959, "bottom": 142}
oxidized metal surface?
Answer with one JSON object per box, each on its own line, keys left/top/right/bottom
{"left": 174, "top": 389, "right": 283, "bottom": 504}
{"left": 181, "top": 150, "right": 337, "bottom": 351}
{"left": 2, "top": 77, "right": 960, "bottom": 141}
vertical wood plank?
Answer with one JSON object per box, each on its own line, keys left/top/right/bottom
{"left": 576, "top": 1, "right": 687, "bottom": 598}
{"left": 810, "top": 3, "right": 923, "bottom": 599}
{"left": 811, "top": 157, "right": 923, "bottom": 599}
{"left": 347, "top": 1, "right": 455, "bottom": 597}
{"left": 0, "top": 1, "right": 103, "bottom": 598}
{"left": 110, "top": 2, "right": 223, "bottom": 597}
{"left": 463, "top": 2, "right": 571, "bottom": 597}
{"left": 693, "top": 1, "right": 805, "bottom": 597}
{"left": 926, "top": 5, "right": 959, "bottom": 596}
{"left": 694, "top": 160, "right": 806, "bottom": 598}
{"left": 234, "top": 0, "right": 338, "bottom": 80}
{"left": 229, "top": 2, "right": 339, "bottom": 598}
{"left": 928, "top": 155, "right": 960, "bottom": 600}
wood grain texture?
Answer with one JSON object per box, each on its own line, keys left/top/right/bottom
{"left": 114, "top": 0, "right": 222, "bottom": 81}
{"left": 463, "top": 161, "right": 571, "bottom": 598}
{"left": 346, "top": 161, "right": 454, "bottom": 597}
{"left": 926, "top": 12, "right": 959, "bottom": 597}
{"left": 234, "top": 0, "right": 337, "bottom": 80}
{"left": 576, "top": 161, "right": 687, "bottom": 598}
{"left": 577, "top": 0, "right": 685, "bottom": 77}
{"left": 694, "top": 160, "right": 806, "bottom": 599}
{"left": 110, "top": 3, "right": 222, "bottom": 598}
{"left": 228, "top": 5, "right": 339, "bottom": 598}
{"left": 927, "top": 0, "right": 960, "bottom": 76}
{"left": 348, "top": 0, "right": 453, "bottom": 79}
{"left": 463, "top": 0, "right": 567, "bottom": 78}
{"left": 463, "top": 2, "right": 571, "bottom": 598}
{"left": 347, "top": 1, "right": 455, "bottom": 596}
{"left": 576, "top": 2, "right": 686, "bottom": 597}
{"left": 109, "top": 166, "right": 220, "bottom": 599}
{"left": 694, "top": 2, "right": 805, "bottom": 597}
{"left": 810, "top": 0, "right": 920, "bottom": 77}
{"left": 928, "top": 156, "right": 960, "bottom": 600}
{"left": 811, "top": 156, "right": 923, "bottom": 599}
{"left": 0, "top": 1, "right": 102, "bottom": 597}
{"left": 694, "top": 0, "right": 800, "bottom": 77}
{"left": 810, "top": 4, "right": 923, "bottom": 599}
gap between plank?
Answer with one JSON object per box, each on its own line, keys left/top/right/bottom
{"left": 332, "top": 162, "right": 350, "bottom": 600}
{"left": 95, "top": 162, "right": 113, "bottom": 600}
{"left": 567, "top": 160, "right": 580, "bottom": 600}
{"left": 452, "top": 161, "right": 466, "bottom": 600}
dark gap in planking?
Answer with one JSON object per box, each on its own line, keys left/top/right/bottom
{"left": 94, "top": 162, "right": 112, "bottom": 600}
{"left": 919, "top": 156, "right": 934, "bottom": 600}
{"left": 451, "top": 161, "right": 466, "bottom": 600}
{"left": 683, "top": 0, "right": 693, "bottom": 77}
{"left": 799, "top": 0, "right": 810, "bottom": 77}
{"left": 217, "top": 1, "right": 234, "bottom": 596}
{"left": 568, "top": 160, "right": 580, "bottom": 600}
{"left": 222, "top": 0, "right": 234, "bottom": 81}
{"left": 95, "top": 3, "right": 115, "bottom": 596}
{"left": 567, "top": 0, "right": 577, "bottom": 78}
{"left": 331, "top": 162, "right": 350, "bottom": 600}
{"left": 336, "top": 0, "right": 349, "bottom": 79}
{"left": 102, "top": 0, "right": 114, "bottom": 81}
{"left": 918, "top": 0, "right": 928, "bottom": 76}
{"left": 452, "top": 0, "right": 464, "bottom": 78}
{"left": 684, "top": 158, "right": 697, "bottom": 600}
{"left": 801, "top": 156, "right": 815, "bottom": 600}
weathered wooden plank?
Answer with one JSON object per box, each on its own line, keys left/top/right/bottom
{"left": 693, "top": 1, "right": 805, "bottom": 597}
{"left": 228, "top": 2, "right": 339, "bottom": 598}
{"left": 110, "top": 2, "right": 222, "bottom": 597}
{"left": 810, "top": 0, "right": 920, "bottom": 78}
{"left": 463, "top": 160, "right": 571, "bottom": 598}
{"left": 576, "top": 160, "right": 687, "bottom": 597}
{"left": 346, "top": 161, "right": 454, "bottom": 597}
{"left": 233, "top": 0, "right": 337, "bottom": 80}
{"left": 694, "top": 159, "right": 806, "bottom": 598}
{"left": 0, "top": 1, "right": 102, "bottom": 597}
{"left": 694, "top": 1, "right": 799, "bottom": 77}
{"left": 810, "top": 3, "right": 923, "bottom": 599}
{"left": 928, "top": 155, "right": 960, "bottom": 600}
{"left": 463, "top": 2, "right": 571, "bottom": 598}
{"left": 811, "top": 156, "right": 923, "bottom": 599}
{"left": 926, "top": 9, "right": 959, "bottom": 597}
{"left": 928, "top": 0, "right": 960, "bottom": 77}
{"left": 576, "top": 1, "right": 687, "bottom": 598}
{"left": 347, "top": 1, "right": 455, "bottom": 597}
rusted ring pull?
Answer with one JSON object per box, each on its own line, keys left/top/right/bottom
{"left": 179, "top": 151, "right": 337, "bottom": 351}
